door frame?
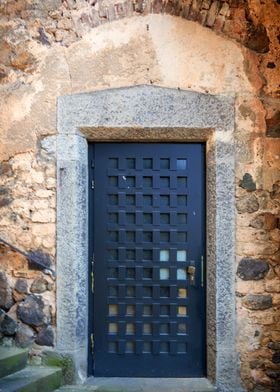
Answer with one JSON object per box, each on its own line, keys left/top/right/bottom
{"left": 55, "top": 85, "right": 239, "bottom": 391}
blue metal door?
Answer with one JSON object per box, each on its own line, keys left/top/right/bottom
{"left": 89, "top": 143, "right": 206, "bottom": 377}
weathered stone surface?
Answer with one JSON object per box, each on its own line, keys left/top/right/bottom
{"left": 27, "top": 250, "right": 52, "bottom": 271}
{"left": 245, "top": 24, "right": 270, "bottom": 53}
{"left": 0, "top": 271, "right": 14, "bottom": 310}
{"left": 236, "top": 194, "right": 259, "bottom": 213}
{"left": 250, "top": 213, "right": 278, "bottom": 230}
{"left": 15, "top": 278, "right": 28, "bottom": 293}
{"left": 239, "top": 173, "right": 256, "bottom": 192}
{"left": 237, "top": 258, "right": 269, "bottom": 280}
{"left": 15, "top": 323, "right": 35, "bottom": 348}
{"left": 266, "top": 111, "right": 280, "bottom": 138}
{"left": 35, "top": 325, "right": 54, "bottom": 346}
{"left": 30, "top": 277, "right": 50, "bottom": 293}
{"left": 272, "top": 351, "right": 280, "bottom": 364}
{"left": 242, "top": 294, "right": 272, "bottom": 310}
{"left": 17, "top": 295, "right": 50, "bottom": 326}
{"left": 0, "top": 314, "right": 17, "bottom": 336}
{"left": 268, "top": 341, "right": 280, "bottom": 351}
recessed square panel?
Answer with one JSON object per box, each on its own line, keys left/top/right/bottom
{"left": 160, "top": 305, "right": 169, "bottom": 316}
{"left": 160, "top": 286, "right": 170, "bottom": 298}
{"left": 143, "top": 268, "right": 153, "bottom": 279}
{"left": 143, "top": 250, "right": 153, "bottom": 261}
{"left": 108, "top": 231, "right": 118, "bottom": 241}
{"left": 178, "top": 323, "right": 187, "bottom": 334}
{"left": 178, "top": 306, "right": 187, "bottom": 316}
{"left": 108, "top": 323, "right": 118, "bottom": 334}
{"left": 177, "top": 269, "right": 187, "bottom": 280}
{"left": 109, "top": 194, "right": 118, "bottom": 205}
{"left": 143, "top": 195, "right": 153, "bottom": 206}
{"left": 177, "top": 213, "right": 187, "bottom": 224}
{"left": 177, "top": 232, "right": 187, "bottom": 242}
{"left": 126, "top": 176, "right": 136, "bottom": 187}
{"left": 126, "top": 158, "right": 135, "bottom": 169}
{"left": 143, "top": 286, "right": 153, "bottom": 297}
{"left": 126, "top": 268, "right": 135, "bottom": 279}
{"left": 126, "top": 341, "right": 135, "bottom": 353}
{"left": 143, "top": 305, "right": 152, "bottom": 316}
{"left": 143, "top": 231, "right": 153, "bottom": 242}
{"left": 126, "top": 249, "right": 136, "bottom": 260}
{"left": 108, "top": 158, "right": 118, "bottom": 168}
{"left": 176, "top": 159, "right": 187, "bottom": 170}
{"left": 178, "top": 342, "right": 187, "bottom": 353}
{"left": 108, "top": 268, "right": 118, "bottom": 278}
{"left": 109, "top": 176, "right": 118, "bottom": 186}
{"left": 143, "top": 323, "right": 152, "bottom": 334}
{"left": 160, "top": 232, "right": 170, "bottom": 242}
{"left": 126, "top": 305, "right": 136, "bottom": 316}
{"left": 177, "top": 177, "right": 187, "bottom": 188}
{"left": 143, "top": 176, "right": 153, "bottom": 187}
{"left": 126, "top": 323, "right": 135, "bottom": 335}
{"left": 160, "top": 195, "right": 170, "bottom": 206}
{"left": 160, "top": 323, "right": 169, "bottom": 334}
{"left": 143, "top": 342, "right": 152, "bottom": 353}
{"left": 126, "top": 213, "right": 136, "bottom": 224}
{"left": 160, "top": 177, "right": 170, "bottom": 188}
{"left": 108, "top": 304, "right": 118, "bottom": 316}
{"left": 126, "top": 194, "right": 135, "bottom": 205}
{"left": 160, "top": 158, "right": 170, "bottom": 169}
{"left": 108, "top": 249, "right": 118, "bottom": 261}
{"left": 108, "top": 286, "right": 118, "bottom": 297}
{"left": 160, "top": 250, "right": 169, "bottom": 262}
{"left": 108, "top": 342, "right": 117, "bottom": 353}
{"left": 178, "top": 288, "right": 187, "bottom": 298}
{"left": 160, "top": 213, "right": 170, "bottom": 224}
{"left": 177, "top": 195, "right": 187, "bottom": 206}
{"left": 177, "top": 250, "right": 187, "bottom": 262}
{"left": 160, "top": 342, "right": 169, "bottom": 353}
{"left": 126, "top": 231, "right": 136, "bottom": 242}
{"left": 143, "top": 158, "right": 153, "bottom": 169}
{"left": 108, "top": 213, "right": 118, "bottom": 223}
{"left": 143, "top": 213, "right": 153, "bottom": 224}
{"left": 126, "top": 286, "right": 136, "bottom": 297}
{"left": 160, "top": 268, "right": 169, "bottom": 280}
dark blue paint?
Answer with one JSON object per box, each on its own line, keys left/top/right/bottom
{"left": 89, "top": 143, "right": 206, "bottom": 377}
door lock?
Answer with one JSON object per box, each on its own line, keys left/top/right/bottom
{"left": 187, "top": 265, "right": 196, "bottom": 286}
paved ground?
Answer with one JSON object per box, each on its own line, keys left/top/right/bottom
{"left": 56, "top": 377, "right": 216, "bottom": 392}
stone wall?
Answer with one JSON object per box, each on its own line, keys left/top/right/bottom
{"left": 0, "top": 0, "right": 280, "bottom": 390}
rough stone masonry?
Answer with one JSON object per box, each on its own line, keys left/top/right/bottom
{"left": 0, "top": 1, "right": 280, "bottom": 391}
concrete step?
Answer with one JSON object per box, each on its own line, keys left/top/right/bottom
{"left": 0, "top": 366, "right": 63, "bottom": 392}
{"left": 55, "top": 377, "right": 216, "bottom": 392}
{"left": 0, "top": 347, "right": 28, "bottom": 378}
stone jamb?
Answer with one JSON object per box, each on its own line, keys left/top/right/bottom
{"left": 56, "top": 85, "right": 238, "bottom": 391}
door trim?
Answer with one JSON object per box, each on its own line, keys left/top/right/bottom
{"left": 55, "top": 85, "right": 239, "bottom": 391}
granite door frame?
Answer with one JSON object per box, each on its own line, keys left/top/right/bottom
{"left": 56, "top": 85, "right": 239, "bottom": 391}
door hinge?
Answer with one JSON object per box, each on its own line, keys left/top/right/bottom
{"left": 90, "top": 333, "right": 94, "bottom": 354}
{"left": 201, "top": 255, "right": 204, "bottom": 288}
{"left": 91, "top": 180, "right": 95, "bottom": 189}
{"left": 91, "top": 254, "right": 95, "bottom": 293}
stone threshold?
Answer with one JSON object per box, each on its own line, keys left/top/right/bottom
{"left": 84, "top": 376, "right": 217, "bottom": 392}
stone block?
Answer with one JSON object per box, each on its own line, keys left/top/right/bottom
{"left": 239, "top": 173, "right": 256, "bottom": 192}
{"left": 237, "top": 258, "right": 269, "bottom": 280}
{"left": 0, "top": 314, "right": 17, "bottom": 336}
{"left": 0, "top": 271, "right": 14, "bottom": 310}
{"left": 15, "top": 323, "right": 36, "bottom": 348}
{"left": 236, "top": 194, "right": 259, "bottom": 213}
{"left": 17, "top": 295, "right": 51, "bottom": 327}
{"left": 250, "top": 213, "right": 278, "bottom": 230}
{"left": 242, "top": 294, "right": 272, "bottom": 310}
{"left": 35, "top": 325, "right": 54, "bottom": 346}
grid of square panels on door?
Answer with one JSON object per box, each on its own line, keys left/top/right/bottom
{"left": 106, "top": 156, "right": 189, "bottom": 355}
